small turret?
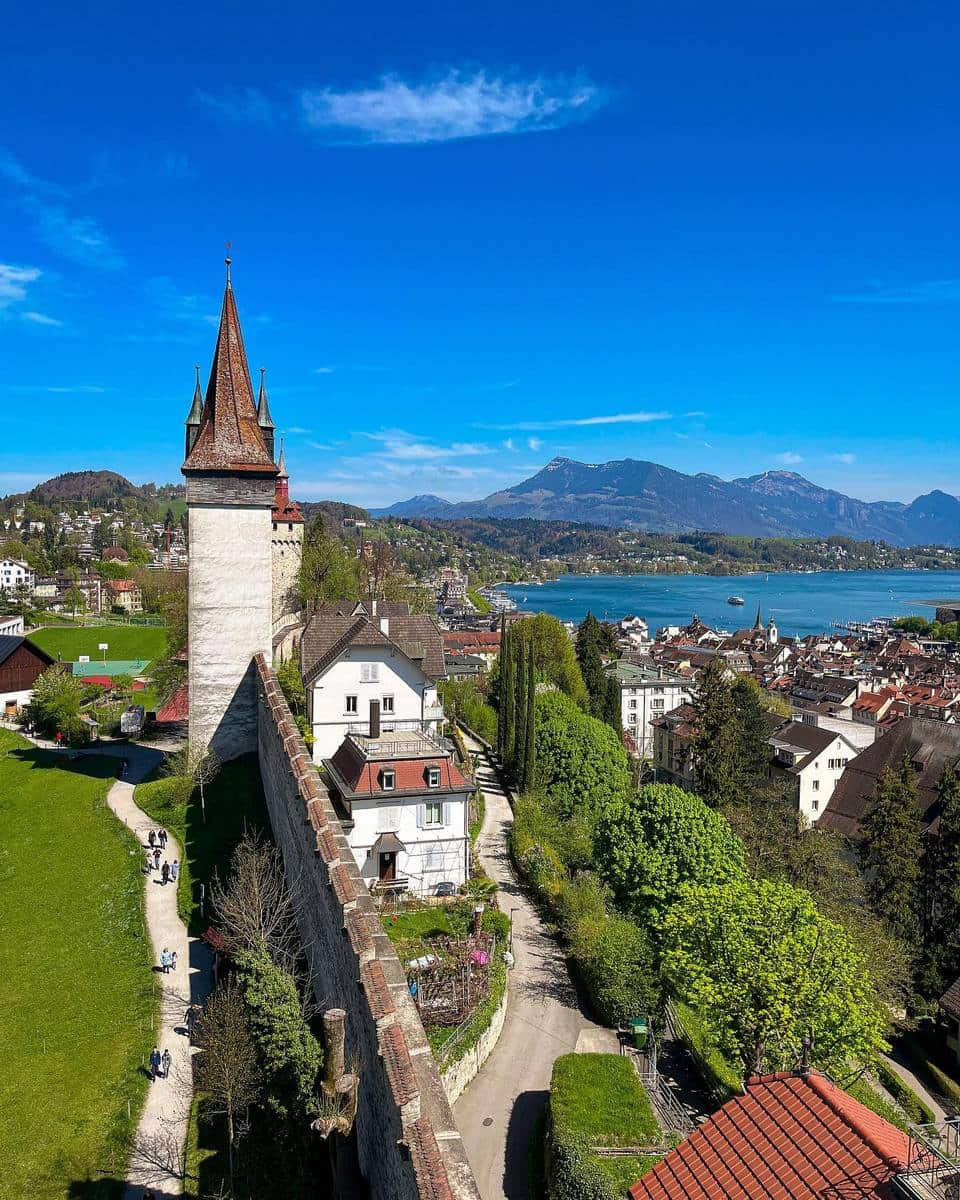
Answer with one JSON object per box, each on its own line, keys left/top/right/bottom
{"left": 257, "top": 367, "right": 275, "bottom": 458}
{"left": 767, "top": 616, "right": 779, "bottom": 646}
{"left": 184, "top": 364, "right": 203, "bottom": 457}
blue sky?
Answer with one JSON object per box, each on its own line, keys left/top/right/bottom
{"left": 2, "top": 0, "right": 958, "bottom": 507}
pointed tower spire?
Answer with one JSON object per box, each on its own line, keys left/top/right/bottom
{"left": 277, "top": 435, "right": 287, "bottom": 477}
{"left": 184, "top": 364, "right": 204, "bottom": 457}
{"left": 753, "top": 603, "right": 764, "bottom": 632}
{"left": 272, "top": 435, "right": 303, "bottom": 526}
{"left": 257, "top": 367, "right": 276, "bottom": 458}
{"left": 182, "top": 269, "right": 277, "bottom": 474}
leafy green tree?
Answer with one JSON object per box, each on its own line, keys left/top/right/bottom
{"left": 438, "top": 677, "right": 497, "bottom": 744}
{"left": 276, "top": 657, "right": 306, "bottom": 716}
{"left": 596, "top": 783, "right": 746, "bottom": 926}
{"left": 691, "top": 657, "right": 740, "bottom": 808}
{"left": 298, "top": 514, "right": 358, "bottom": 609}
{"left": 731, "top": 675, "right": 774, "bottom": 794}
{"left": 28, "top": 668, "right": 87, "bottom": 742}
{"left": 533, "top": 690, "right": 633, "bottom": 819}
{"left": 233, "top": 950, "right": 323, "bottom": 1120}
{"left": 661, "top": 878, "right": 888, "bottom": 1079}
{"left": 858, "top": 756, "right": 922, "bottom": 944}
{"left": 920, "top": 764, "right": 960, "bottom": 996}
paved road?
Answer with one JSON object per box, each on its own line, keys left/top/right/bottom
{"left": 881, "top": 1050, "right": 948, "bottom": 1125}
{"left": 454, "top": 733, "right": 615, "bottom": 1200}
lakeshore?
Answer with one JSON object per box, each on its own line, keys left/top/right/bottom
{"left": 499, "top": 569, "right": 960, "bottom": 638}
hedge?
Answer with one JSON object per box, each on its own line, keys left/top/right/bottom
{"left": 548, "top": 1054, "right": 660, "bottom": 1200}
{"left": 670, "top": 1001, "right": 740, "bottom": 1101}
{"left": 874, "top": 1060, "right": 936, "bottom": 1125}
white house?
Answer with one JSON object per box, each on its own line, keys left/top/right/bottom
{"left": 606, "top": 659, "right": 692, "bottom": 759}
{"left": 0, "top": 614, "right": 24, "bottom": 637}
{"left": 768, "top": 721, "right": 858, "bottom": 825}
{"left": 302, "top": 600, "right": 445, "bottom": 762}
{"left": 324, "top": 710, "right": 473, "bottom": 894}
{"left": 0, "top": 559, "right": 34, "bottom": 596}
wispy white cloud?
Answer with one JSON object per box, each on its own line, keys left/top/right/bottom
{"left": 285, "top": 426, "right": 312, "bottom": 435}
{"left": 0, "top": 263, "right": 40, "bottom": 309}
{"left": 201, "top": 69, "right": 606, "bottom": 146}
{"left": 774, "top": 451, "right": 803, "bottom": 465}
{"left": 361, "top": 429, "right": 495, "bottom": 460}
{"left": 684, "top": 410, "right": 707, "bottom": 418}
{"left": 486, "top": 410, "right": 671, "bottom": 432}
{"left": 503, "top": 438, "right": 516, "bottom": 451}
{"left": 21, "top": 311, "right": 64, "bottom": 327}
{"left": 0, "top": 149, "right": 124, "bottom": 269}
{"left": 831, "top": 452, "right": 857, "bottom": 464}
{"left": 314, "top": 366, "right": 335, "bottom": 375}
{"left": 307, "top": 441, "right": 334, "bottom": 451}
{"left": 528, "top": 436, "right": 543, "bottom": 451}
{"left": 831, "top": 280, "right": 960, "bottom": 304}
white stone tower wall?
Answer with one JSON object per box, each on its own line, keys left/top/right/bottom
{"left": 189, "top": 502, "right": 274, "bottom": 760}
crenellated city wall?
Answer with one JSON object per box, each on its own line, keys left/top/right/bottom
{"left": 254, "top": 654, "right": 481, "bottom": 1200}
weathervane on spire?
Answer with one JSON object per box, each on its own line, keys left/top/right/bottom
{"left": 225, "top": 241, "right": 232, "bottom": 285}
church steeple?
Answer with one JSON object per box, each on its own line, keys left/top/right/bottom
{"left": 184, "top": 363, "right": 203, "bottom": 457}
{"left": 182, "top": 260, "right": 278, "bottom": 475}
{"left": 257, "top": 367, "right": 276, "bottom": 458}
{"left": 753, "top": 603, "right": 764, "bottom": 632}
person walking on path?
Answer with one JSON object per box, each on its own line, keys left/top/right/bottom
{"left": 171, "top": 950, "right": 178, "bottom": 971}
{"left": 160, "top": 948, "right": 170, "bottom": 974}
{"left": 145, "top": 848, "right": 153, "bottom": 873}
{"left": 148, "top": 829, "right": 156, "bottom": 849}
{"left": 153, "top": 846, "right": 161, "bottom": 870}
{"left": 170, "top": 859, "right": 179, "bottom": 882}
{"left": 161, "top": 1049, "right": 172, "bottom": 1079}
{"left": 161, "top": 862, "right": 170, "bottom": 886}
{"left": 149, "top": 1047, "right": 161, "bottom": 1082}
{"left": 158, "top": 827, "right": 167, "bottom": 850}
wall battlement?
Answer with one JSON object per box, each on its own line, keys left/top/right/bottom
{"left": 254, "top": 654, "right": 481, "bottom": 1200}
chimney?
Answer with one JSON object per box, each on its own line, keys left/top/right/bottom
{"left": 380, "top": 617, "right": 390, "bottom": 635}
{"left": 371, "top": 598, "right": 377, "bottom": 617}
{"left": 369, "top": 698, "right": 381, "bottom": 739}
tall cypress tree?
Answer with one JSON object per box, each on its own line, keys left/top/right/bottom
{"left": 859, "top": 755, "right": 922, "bottom": 944}
{"left": 499, "top": 624, "right": 516, "bottom": 765}
{"left": 522, "top": 643, "right": 537, "bottom": 790}
{"left": 921, "top": 764, "right": 960, "bottom": 995}
{"left": 575, "top": 612, "right": 607, "bottom": 718}
{"left": 496, "top": 617, "right": 508, "bottom": 756}
{"left": 514, "top": 630, "right": 528, "bottom": 782}
{"left": 692, "top": 657, "right": 740, "bottom": 809}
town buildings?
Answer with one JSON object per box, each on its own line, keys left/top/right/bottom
{"left": 0, "top": 558, "right": 34, "bottom": 596}
{"left": 0, "top": 635, "right": 55, "bottom": 716}
{"left": 605, "top": 659, "right": 691, "bottom": 759}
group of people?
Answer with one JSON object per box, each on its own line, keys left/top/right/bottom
{"left": 144, "top": 827, "right": 179, "bottom": 886}
{"left": 148, "top": 1045, "right": 172, "bottom": 1082}
{"left": 160, "top": 947, "right": 178, "bottom": 973}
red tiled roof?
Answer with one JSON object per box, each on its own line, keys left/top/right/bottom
{"left": 182, "top": 276, "right": 279, "bottom": 475}
{"left": 629, "top": 1071, "right": 916, "bottom": 1200}
{"left": 105, "top": 579, "right": 138, "bottom": 593}
{"left": 156, "top": 682, "right": 188, "bottom": 724}
{"left": 442, "top": 631, "right": 501, "bottom": 649}
{"left": 327, "top": 740, "right": 471, "bottom": 798}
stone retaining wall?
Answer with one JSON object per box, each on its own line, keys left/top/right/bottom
{"left": 255, "top": 654, "right": 481, "bottom": 1200}
{"left": 441, "top": 983, "right": 509, "bottom": 1104}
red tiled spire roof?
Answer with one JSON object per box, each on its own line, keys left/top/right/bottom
{"left": 272, "top": 440, "right": 304, "bottom": 523}
{"left": 629, "top": 1070, "right": 918, "bottom": 1200}
{"left": 182, "top": 265, "right": 279, "bottom": 475}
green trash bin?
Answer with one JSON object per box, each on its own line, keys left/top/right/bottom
{"left": 631, "top": 1017, "right": 648, "bottom": 1051}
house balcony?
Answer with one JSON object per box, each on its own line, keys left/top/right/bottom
{"left": 423, "top": 704, "right": 445, "bottom": 723}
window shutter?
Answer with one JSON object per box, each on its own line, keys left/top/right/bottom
{"left": 443, "top": 802, "right": 451, "bottom": 827}
{"left": 416, "top": 805, "right": 424, "bottom": 829}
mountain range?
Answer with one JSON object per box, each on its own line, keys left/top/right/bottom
{"left": 370, "top": 457, "right": 960, "bottom": 546}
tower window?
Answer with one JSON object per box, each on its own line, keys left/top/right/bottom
{"left": 381, "top": 768, "right": 396, "bottom": 791}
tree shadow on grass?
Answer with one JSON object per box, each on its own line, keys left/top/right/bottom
{"left": 8, "top": 745, "right": 119, "bottom": 781}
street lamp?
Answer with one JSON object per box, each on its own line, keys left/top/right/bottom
{"left": 509, "top": 906, "right": 520, "bottom": 954}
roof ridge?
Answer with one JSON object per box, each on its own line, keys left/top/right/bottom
{"left": 804, "top": 1071, "right": 910, "bottom": 1171}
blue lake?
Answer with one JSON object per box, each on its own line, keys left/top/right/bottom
{"left": 499, "top": 570, "right": 960, "bottom": 638}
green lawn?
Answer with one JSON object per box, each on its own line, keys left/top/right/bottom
{"left": 135, "top": 754, "right": 269, "bottom": 932}
{"left": 0, "top": 730, "right": 155, "bottom": 1199}
{"left": 30, "top": 625, "right": 168, "bottom": 670}
{"left": 551, "top": 1053, "right": 659, "bottom": 1147}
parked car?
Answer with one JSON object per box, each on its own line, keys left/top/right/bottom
{"left": 434, "top": 881, "right": 457, "bottom": 897}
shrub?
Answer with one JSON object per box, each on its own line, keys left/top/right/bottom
{"left": 534, "top": 692, "right": 632, "bottom": 820}
{"left": 874, "top": 1060, "right": 935, "bottom": 1125}
{"left": 555, "top": 873, "right": 610, "bottom": 945}
{"left": 570, "top": 912, "right": 663, "bottom": 1027}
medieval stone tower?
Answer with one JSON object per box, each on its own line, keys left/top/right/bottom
{"left": 270, "top": 435, "right": 304, "bottom": 656}
{"left": 182, "top": 262, "right": 279, "bottom": 761}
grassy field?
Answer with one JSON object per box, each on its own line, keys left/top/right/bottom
{"left": 0, "top": 729, "right": 155, "bottom": 1199}
{"left": 29, "top": 625, "right": 168, "bottom": 670}
{"left": 551, "top": 1053, "right": 659, "bottom": 1147}
{"left": 135, "top": 754, "right": 269, "bottom": 932}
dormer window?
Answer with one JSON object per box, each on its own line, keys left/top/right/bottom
{"left": 381, "top": 768, "right": 396, "bottom": 791}
{"left": 426, "top": 765, "right": 441, "bottom": 788}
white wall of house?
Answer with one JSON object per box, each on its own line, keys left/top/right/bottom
{"left": 621, "top": 679, "right": 691, "bottom": 758}
{"left": 0, "top": 559, "right": 34, "bottom": 594}
{"left": 308, "top": 646, "right": 441, "bottom": 762}
{"left": 0, "top": 614, "right": 24, "bottom": 637}
{"left": 347, "top": 790, "right": 469, "bottom": 893}
{"left": 774, "top": 732, "right": 857, "bottom": 825}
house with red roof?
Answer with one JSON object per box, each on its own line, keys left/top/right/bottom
{"left": 629, "top": 1069, "right": 943, "bottom": 1200}
{"left": 104, "top": 578, "right": 143, "bottom": 614}
{"left": 323, "top": 700, "right": 475, "bottom": 894}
